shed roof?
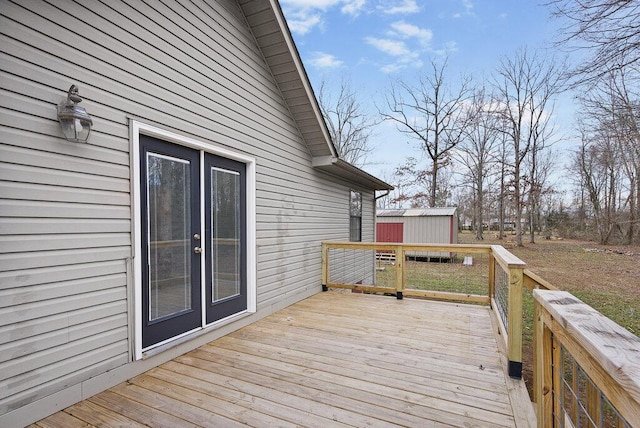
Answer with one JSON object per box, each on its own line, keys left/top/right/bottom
{"left": 377, "top": 207, "right": 458, "bottom": 217}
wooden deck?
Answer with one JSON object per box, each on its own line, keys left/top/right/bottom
{"left": 32, "top": 292, "right": 535, "bottom": 427}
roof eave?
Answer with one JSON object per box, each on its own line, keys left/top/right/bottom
{"left": 240, "top": 0, "right": 337, "bottom": 159}
{"left": 313, "top": 157, "right": 394, "bottom": 191}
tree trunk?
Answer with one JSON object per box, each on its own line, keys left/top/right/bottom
{"left": 528, "top": 182, "right": 536, "bottom": 244}
{"left": 476, "top": 179, "right": 484, "bottom": 240}
{"left": 430, "top": 159, "right": 438, "bottom": 208}
{"left": 529, "top": 204, "right": 536, "bottom": 243}
{"left": 514, "top": 163, "right": 523, "bottom": 246}
{"left": 626, "top": 177, "right": 636, "bottom": 245}
{"left": 498, "top": 161, "right": 506, "bottom": 240}
{"left": 637, "top": 172, "right": 640, "bottom": 243}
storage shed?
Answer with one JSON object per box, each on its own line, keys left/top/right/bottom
{"left": 376, "top": 208, "right": 458, "bottom": 245}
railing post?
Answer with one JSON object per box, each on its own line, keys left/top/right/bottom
{"left": 321, "top": 242, "right": 328, "bottom": 292}
{"left": 488, "top": 254, "right": 495, "bottom": 306}
{"left": 534, "top": 299, "right": 553, "bottom": 427}
{"left": 507, "top": 265, "right": 523, "bottom": 378}
{"left": 395, "top": 245, "right": 403, "bottom": 299}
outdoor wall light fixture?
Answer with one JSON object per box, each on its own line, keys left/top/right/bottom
{"left": 57, "top": 85, "right": 93, "bottom": 143}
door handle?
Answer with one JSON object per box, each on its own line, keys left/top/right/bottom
{"left": 194, "top": 247, "right": 203, "bottom": 254}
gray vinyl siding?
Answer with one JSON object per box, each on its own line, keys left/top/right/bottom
{"left": 257, "top": 180, "right": 376, "bottom": 306}
{"left": 325, "top": 186, "right": 376, "bottom": 287}
{"left": 0, "top": 0, "right": 377, "bottom": 420}
{"left": 362, "top": 189, "right": 375, "bottom": 242}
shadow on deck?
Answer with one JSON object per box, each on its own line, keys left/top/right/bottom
{"left": 33, "top": 292, "right": 535, "bottom": 427}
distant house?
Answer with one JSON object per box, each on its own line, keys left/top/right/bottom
{"left": 0, "top": 1, "right": 391, "bottom": 425}
{"left": 376, "top": 208, "right": 459, "bottom": 245}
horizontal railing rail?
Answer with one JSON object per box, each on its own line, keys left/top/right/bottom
{"left": 323, "top": 242, "right": 494, "bottom": 300}
{"left": 524, "top": 269, "right": 558, "bottom": 291}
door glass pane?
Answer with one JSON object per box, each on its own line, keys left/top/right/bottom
{"left": 210, "top": 167, "right": 241, "bottom": 302}
{"left": 147, "top": 152, "right": 191, "bottom": 320}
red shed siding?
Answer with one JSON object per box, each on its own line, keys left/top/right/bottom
{"left": 376, "top": 223, "right": 403, "bottom": 242}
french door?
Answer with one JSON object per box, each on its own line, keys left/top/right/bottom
{"left": 140, "top": 135, "right": 246, "bottom": 349}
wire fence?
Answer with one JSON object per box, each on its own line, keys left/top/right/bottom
{"left": 553, "top": 341, "right": 631, "bottom": 428}
{"left": 327, "top": 247, "right": 381, "bottom": 288}
{"left": 494, "top": 262, "right": 510, "bottom": 330}
{"left": 326, "top": 244, "right": 492, "bottom": 300}
{"left": 400, "top": 250, "right": 489, "bottom": 296}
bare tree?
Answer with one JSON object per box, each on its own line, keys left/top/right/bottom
{"left": 608, "top": 70, "right": 640, "bottom": 244}
{"left": 390, "top": 157, "right": 438, "bottom": 208}
{"left": 381, "top": 57, "right": 473, "bottom": 207}
{"left": 578, "top": 68, "right": 640, "bottom": 244}
{"left": 525, "top": 147, "right": 558, "bottom": 240}
{"left": 456, "top": 87, "right": 501, "bottom": 240}
{"left": 494, "top": 131, "right": 512, "bottom": 240}
{"left": 572, "top": 124, "right": 622, "bottom": 244}
{"left": 493, "top": 47, "right": 564, "bottom": 246}
{"left": 375, "top": 170, "right": 404, "bottom": 209}
{"left": 546, "top": 0, "right": 640, "bottom": 87}
{"left": 319, "top": 79, "right": 376, "bottom": 167}
{"left": 524, "top": 99, "right": 558, "bottom": 243}
{"left": 546, "top": 1, "right": 640, "bottom": 243}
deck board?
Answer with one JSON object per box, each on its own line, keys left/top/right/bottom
{"left": 35, "top": 292, "right": 534, "bottom": 427}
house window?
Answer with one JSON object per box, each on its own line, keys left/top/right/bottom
{"left": 350, "top": 190, "right": 362, "bottom": 242}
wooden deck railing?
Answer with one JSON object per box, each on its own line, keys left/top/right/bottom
{"left": 520, "top": 268, "right": 638, "bottom": 426}
{"left": 533, "top": 290, "right": 640, "bottom": 428}
{"left": 322, "top": 241, "right": 640, "bottom": 427}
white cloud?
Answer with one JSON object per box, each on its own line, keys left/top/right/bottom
{"left": 341, "top": 0, "right": 366, "bottom": 16}
{"left": 364, "top": 18, "right": 434, "bottom": 73}
{"left": 281, "top": 0, "right": 343, "bottom": 9}
{"left": 281, "top": 0, "right": 366, "bottom": 15}
{"left": 308, "top": 52, "right": 344, "bottom": 68}
{"left": 365, "top": 37, "right": 413, "bottom": 57}
{"left": 444, "top": 41, "right": 458, "bottom": 52}
{"left": 430, "top": 40, "right": 458, "bottom": 56}
{"left": 388, "top": 21, "right": 433, "bottom": 47}
{"left": 379, "top": 57, "right": 423, "bottom": 73}
{"left": 286, "top": 12, "right": 323, "bottom": 35}
{"left": 281, "top": 0, "right": 367, "bottom": 31}
{"left": 380, "top": 63, "right": 405, "bottom": 73}
{"left": 453, "top": 0, "right": 475, "bottom": 18}
{"left": 365, "top": 36, "right": 423, "bottom": 73}
{"left": 380, "top": 0, "right": 420, "bottom": 15}
{"left": 462, "top": 0, "right": 474, "bottom": 14}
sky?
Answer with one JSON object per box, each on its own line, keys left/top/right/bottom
{"left": 280, "top": 0, "right": 574, "bottom": 187}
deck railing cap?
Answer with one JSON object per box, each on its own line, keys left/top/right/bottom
{"left": 534, "top": 289, "right": 640, "bottom": 407}
{"left": 490, "top": 245, "right": 527, "bottom": 269}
